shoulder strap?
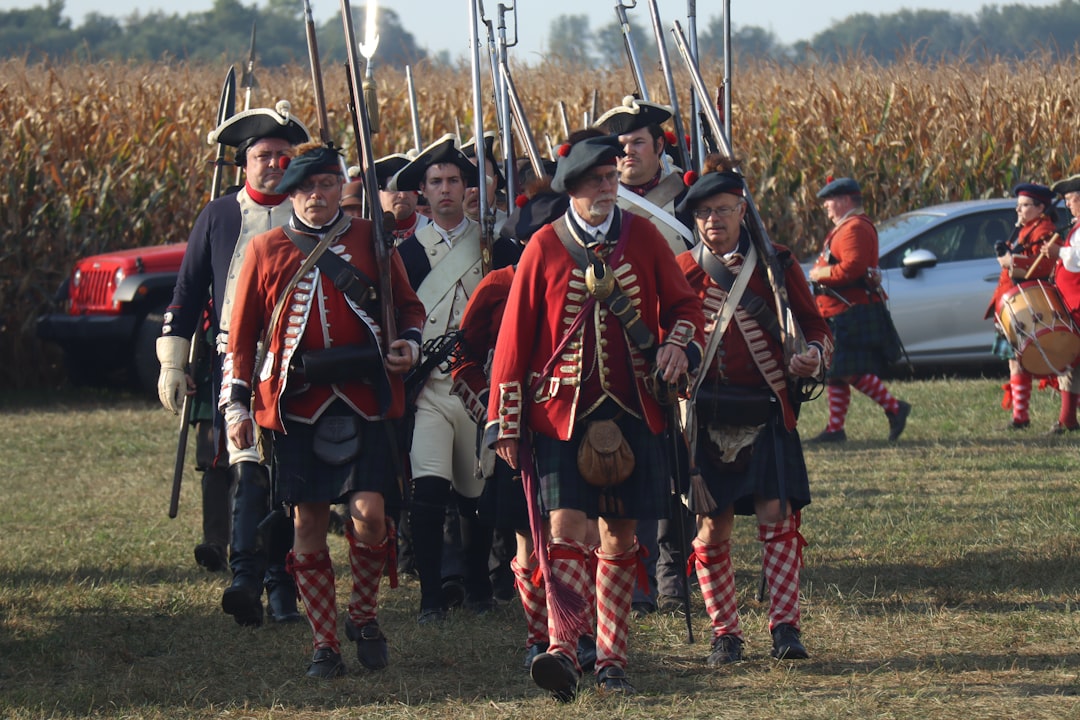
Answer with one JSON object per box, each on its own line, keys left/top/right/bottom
{"left": 416, "top": 226, "right": 482, "bottom": 312}
{"left": 283, "top": 225, "right": 376, "bottom": 308}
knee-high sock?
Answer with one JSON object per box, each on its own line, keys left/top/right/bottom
{"left": 511, "top": 555, "right": 548, "bottom": 648}
{"left": 759, "top": 514, "right": 807, "bottom": 631}
{"left": 545, "top": 538, "right": 590, "bottom": 672}
{"left": 826, "top": 382, "right": 852, "bottom": 431}
{"left": 595, "top": 542, "right": 646, "bottom": 672}
{"left": 409, "top": 476, "right": 450, "bottom": 610}
{"left": 584, "top": 543, "right": 598, "bottom": 639}
{"left": 346, "top": 523, "right": 389, "bottom": 627}
{"left": 1011, "top": 373, "right": 1032, "bottom": 423}
{"left": 852, "top": 374, "right": 899, "bottom": 414}
{"left": 690, "top": 538, "right": 741, "bottom": 641}
{"left": 287, "top": 548, "right": 338, "bottom": 652}
{"left": 1060, "top": 391, "right": 1079, "bottom": 428}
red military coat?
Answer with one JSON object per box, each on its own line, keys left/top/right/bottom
{"left": 678, "top": 241, "right": 833, "bottom": 431}
{"left": 810, "top": 211, "right": 882, "bottom": 319}
{"left": 487, "top": 210, "right": 705, "bottom": 442}
{"left": 986, "top": 214, "right": 1057, "bottom": 319}
{"left": 226, "top": 216, "right": 426, "bottom": 432}
{"left": 451, "top": 265, "right": 515, "bottom": 425}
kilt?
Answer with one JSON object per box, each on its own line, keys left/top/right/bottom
{"left": 695, "top": 407, "right": 811, "bottom": 518}
{"left": 273, "top": 400, "right": 401, "bottom": 515}
{"left": 477, "top": 458, "right": 530, "bottom": 531}
{"left": 531, "top": 400, "right": 670, "bottom": 521}
{"left": 826, "top": 301, "right": 901, "bottom": 379}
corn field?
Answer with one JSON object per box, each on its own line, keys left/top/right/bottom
{"left": 4, "top": 53, "right": 1080, "bottom": 389}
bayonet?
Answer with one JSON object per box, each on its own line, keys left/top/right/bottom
{"left": 234, "top": 21, "right": 257, "bottom": 186}
{"left": 359, "top": 0, "right": 381, "bottom": 134}
{"left": 406, "top": 65, "right": 423, "bottom": 152}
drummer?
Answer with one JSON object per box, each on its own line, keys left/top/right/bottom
{"left": 985, "top": 182, "right": 1059, "bottom": 430}
{"left": 1043, "top": 175, "right": 1080, "bottom": 433}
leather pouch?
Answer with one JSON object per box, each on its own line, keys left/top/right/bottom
{"left": 312, "top": 414, "right": 362, "bottom": 466}
{"left": 576, "top": 419, "right": 635, "bottom": 487}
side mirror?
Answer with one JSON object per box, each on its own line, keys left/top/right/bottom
{"left": 901, "top": 248, "right": 938, "bottom": 279}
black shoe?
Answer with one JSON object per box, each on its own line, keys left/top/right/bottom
{"left": 417, "top": 607, "right": 446, "bottom": 625}
{"left": 306, "top": 647, "right": 347, "bottom": 679}
{"left": 657, "top": 594, "right": 684, "bottom": 614}
{"left": 807, "top": 428, "right": 847, "bottom": 443}
{"left": 530, "top": 651, "right": 579, "bottom": 702}
{"left": 523, "top": 642, "right": 548, "bottom": 671}
{"left": 770, "top": 623, "right": 809, "bottom": 659}
{"left": 266, "top": 584, "right": 303, "bottom": 624}
{"left": 221, "top": 581, "right": 263, "bottom": 627}
{"left": 193, "top": 543, "right": 227, "bottom": 572}
{"left": 706, "top": 634, "right": 744, "bottom": 666}
{"left": 576, "top": 635, "right": 597, "bottom": 673}
{"left": 1007, "top": 419, "right": 1031, "bottom": 430}
{"left": 630, "top": 601, "right": 656, "bottom": 619}
{"left": 596, "top": 665, "right": 635, "bottom": 695}
{"left": 441, "top": 577, "right": 466, "bottom": 609}
{"left": 344, "top": 617, "right": 390, "bottom": 670}
{"left": 887, "top": 401, "right": 912, "bottom": 442}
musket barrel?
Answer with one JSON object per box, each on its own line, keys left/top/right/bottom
{"left": 468, "top": 0, "right": 492, "bottom": 274}
{"left": 406, "top": 65, "right": 423, "bottom": 152}
{"left": 616, "top": 1, "right": 650, "bottom": 101}
{"left": 646, "top": 0, "right": 688, "bottom": 170}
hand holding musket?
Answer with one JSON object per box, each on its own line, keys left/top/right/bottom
{"left": 341, "top": 0, "right": 397, "bottom": 344}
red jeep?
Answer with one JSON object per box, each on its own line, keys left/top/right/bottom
{"left": 37, "top": 243, "right": 187, "bottom": 395}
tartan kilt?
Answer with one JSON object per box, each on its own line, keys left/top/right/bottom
{"left": 695, "top": 408, "right": 811, "bottom": 518}
{"left": 272, "top": 400, "right": 401, "bottom": 516}
{"left": 826, "top": 301, "right": 901, "bottom": 378}
{"left": 530, "top": 400, "right": 670, "bottom": 521}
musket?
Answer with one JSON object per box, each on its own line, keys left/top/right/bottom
{"left": 303, "top": 0, "right": 333, "bottom": 145}
{"left": 671, "top": 20, "right": 807, "bottom": 365}
{"left": 686, "top": 0, "right": 705, "bottom": 172}
{"left": 359, "top": 0, "right": 381, "bottom": 135}
{"left": 405, "top": 65, "right": 423, "bottom": 152}
{"left": 341, "top": 0, "right": 397, "bottom": 344}
{"left": 644, "top": 0, "right": 690, "bottom": 171}
{"left": 468, "top": 0, "right": 494, "bottom": 274}
{"left": 615, "top": 0, "right": 649, "bottom": 101}
{"left": 233, "top": 22, "right": 257, "bottom": 187}
{"left": 495, "top": 2, "right": 517, "bottom": 203}
{"left": 557, "top": 100, "right": 570, "bottom": 140}
{"left": 501, "top": 54, "right": 548, "bottom": 181}
{"left": 721, "top": 0, "right": 732, "bottom": 143}
{"left": 170, "top": 67, "right": 236, "bottom": 520}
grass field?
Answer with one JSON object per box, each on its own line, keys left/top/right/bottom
{"left": 1, "top": 377, "right": 1079, "bottom": 719}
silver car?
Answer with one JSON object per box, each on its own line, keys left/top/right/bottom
{"left": 809, "top": 198, "right": 1070, "bottom": 369}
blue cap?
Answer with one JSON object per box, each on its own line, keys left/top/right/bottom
{"left": 1013, "top": 182, "right": 1054, "bottom": 206}
{"left": 677, "top": 171, "right": 745, "bottom": 213}
{"left": 816, "top": 177, "right": 861, "bottom": 199}
{"left": 551, "top": 135, "right": 624, "bottom": 193}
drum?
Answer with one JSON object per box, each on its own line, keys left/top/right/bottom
{"left": 997, "top": 280, "right": 1080, "bottom": 376}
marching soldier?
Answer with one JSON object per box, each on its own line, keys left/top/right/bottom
{"left": 393, "top": 134, "right": 496, "bottom": 622}
{"left": 487, "top": 134, "right": 705, "bottom": 700}
{"left": 157, "top": 101, "right": 310, "bottom": 625}
{"left": 222, "top": 142, "right": 425, "bottom": 678}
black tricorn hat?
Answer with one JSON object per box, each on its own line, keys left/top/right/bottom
{"left": 275, "top": 144, "right": 343, "bottom": 195}
{"left": 462, "top": 131, "right": 505, "bottom": 191}
{"left": 677, "top": 171, "right": 745, "bottom": 213}
{"left": 816, "top": 176, "right": 861, "bottom": 199}
{"left": 1052, "top": 174, "right": 1080, "bottom": 196}
{"left": 389, "top": 134, "right": 479, "bottom": 192}
{"left": 594, "top": 96, "right": 673, "bottom": 136}
{"left": 208, "top": 100, "right": 311, "bottom": 165}
{"left": 551, "top": 134, "right": 624, "bottom": 194}
{"left": 501, "top": 191, "right": 570, "bottom": 242}
{"left": 374, "top": 152, "right": 415, "bottom": 191}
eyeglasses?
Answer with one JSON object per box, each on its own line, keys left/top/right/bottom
{"left": 580, "top": 169, "right": 619, "bottom": 190}
{"left": 297, "top": 178, "right": 341, "bottom": 194}
{"left": 692, "top": 204, "right": 743, "bottom": 219}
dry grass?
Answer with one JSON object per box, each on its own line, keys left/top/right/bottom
{"left": 6, "top": 53, "right": 1080, "bottom": 388}
{"left": 1, "top": 378, "right": 1079, "bottom": 719}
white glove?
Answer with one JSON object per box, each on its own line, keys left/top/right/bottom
{"left": 156, "top": 336, "right": 191, "bottom": 414}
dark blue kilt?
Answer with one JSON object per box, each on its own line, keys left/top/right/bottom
{"left": 273, "top": 401, "right": 401, "bottom": 515}
{"left": 826, "top": 301, "right": 901, "bottom": 379}
{"left": 695, "top": 407, "right": 811, "bottom": 518}
{"left": 531, "top": 401, "right": 670, "bottom": 521}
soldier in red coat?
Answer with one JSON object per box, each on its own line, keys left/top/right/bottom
{"left": 986, "top": 182, "right": 1060, "bottom": 429}
{"left": 675, "top": 160, "right": 832, "bottom": 664}
{"left": 486, "top": 134, "right": 705, "bottom": 701}
{"left": 807, "top": 177, "right": 911, "bottom": 442}
{"left": 223, "top": 142, "right": 426, "bottom": 679}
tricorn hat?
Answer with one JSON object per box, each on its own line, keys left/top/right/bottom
{"left": 551, "top": 134, "right": 624, "bottom": 194}
{"left": 1014, "top": 182, "right": 1054, "bottom": 206}
{"left": 275, "top": 143, "right": 343, "bottom": 195}
{"left": 390, "top": 134, "right": 479, "bottom": 192}
{"left": 374, "top": 152, "right": 415, "bottom": 191}
{"left": 677, "top": 170, "right": 745, "bottom": 213}
{"left": 816, "top": 176, "right": 861, "bottom": 199}
{"left": 462, "top": 131, "right": 505, "bottom": 191}
{"left": 1052, "top": 174, "right": 1080, "bottom": 196}
{"left": 207, "top": 100, "right": 311, "bottom": 166}
{"left": 594, "top": 96, "right": 673, "bottom": 136}
{"left": 501, "top": 191, "right": 570, "bottom": 242}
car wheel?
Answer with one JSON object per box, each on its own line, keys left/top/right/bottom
{"left": 132, "top": 302, "right": 167, "bottom": 398}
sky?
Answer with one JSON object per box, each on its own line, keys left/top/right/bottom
{"left": 4, "top": 0, "right": 1062, "bottom": 59}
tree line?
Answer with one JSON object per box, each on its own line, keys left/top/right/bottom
{"left": 4, "top": 0, "right": 1080, "bottom": 66}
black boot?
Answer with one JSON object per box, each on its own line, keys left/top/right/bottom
{"left": 222, "top": 461, "right": 269, "bottom": 627}
{"left": 457, "top": 494, "right": 495, "bottom": 614}
{"left": 409, "top": 476, "right": 450, "bottom": 622}
{"left": 195, "top": 466, "right": 231, "bottom": 572}
{"left": 264, "top": 509, "right": 301, "bottom": 623}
